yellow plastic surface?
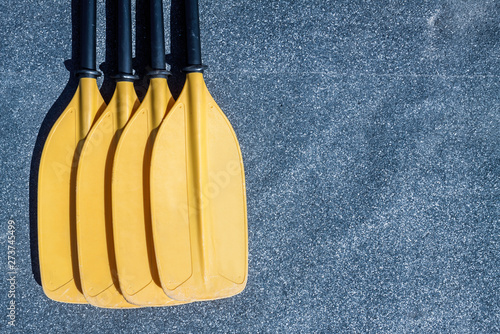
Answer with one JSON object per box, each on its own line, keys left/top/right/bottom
{"left": 111, "top": 78, "right": 184, "bottom": 306}
{"left": 76, "top": 81, "right": 140, "bottom": 308}
{"left": 38, "top": 78, "right": 105, "bottom": 303}
{"left": 150, "top": 73, "right": 248, "bottom": 301}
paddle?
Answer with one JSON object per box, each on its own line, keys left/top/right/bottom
{"left": 111, "top": 0, "right": 183, "bottom": 306}
{"left": 150, "top": 0, "right": 248, "bottom": 301}
{"left": 38, "top": 0, "right": 105, "bottom": 303}
{"left": 76, "top": 0, "right": 140, "bottom": 308}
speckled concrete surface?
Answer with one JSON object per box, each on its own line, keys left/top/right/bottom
{"left": 0, "top": 0, "right": 499, "bottom": 333}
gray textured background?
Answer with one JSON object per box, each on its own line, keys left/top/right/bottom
{"left": 0, "top": 0, "right": 499, "bottom": 333}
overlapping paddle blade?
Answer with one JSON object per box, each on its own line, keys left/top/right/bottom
{"left": 38, "top": 78, "right": 105, "bottom": 303}
{"left": 76, "top": 81, "right": 140, "bottom": 308}
{"left": 112, "top": 78, "right": 184, "bottom": 306}
{"left": 150, "top": 73, "right": 248, "bottom": 301}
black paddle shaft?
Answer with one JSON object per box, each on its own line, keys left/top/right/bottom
{"left": 184, "top": 0, "right": 206, "bottom": 72}
{"left": 148, "top": 0, "right": 171, "bottom": 78}
{"left": 78, "top": 0, "right": 100, "bottom": 77}
{"left": 150, "top": 0, "right": 166, "bottom": 70}
{"left": 115, "top": 0, "right": 137, "bottom": 80}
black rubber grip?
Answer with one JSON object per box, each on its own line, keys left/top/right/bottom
{"left": 118, "top": 0, "right": 133, "bottom": 75}
{"left": 80, "top": 0, "right": 97, "bottom": 72}
{"left": 147, "top": 69, "right": 171, "bottom": 78}
{"left": 150, "top": 0, "right": 166, "bottom": 70}
{"left": 185, "top": 0, "right": 203, "bottom": 71}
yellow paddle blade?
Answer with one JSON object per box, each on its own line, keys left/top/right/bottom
{"left": 111, "top": 78, "right": 183, "bottom": 306}
{"left": 76, "top": 81, "right": 140, "bottom": 308}
{"left": 38, "top": 78, "right": 105, "bottom": 303}
{"left": 150, "top": 72, "right": 248, "bottom": 301}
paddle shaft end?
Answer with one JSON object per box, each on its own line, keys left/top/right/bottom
{"left": 111, "top": 0, "right": 138, "bottom": 81}
{"left": 185, "top": 0, "right": 205, "bottom": 72}
{"left": 150, "top": 0, "right": 166, "bottom": 71}
{"left": 117, "top": 0, "right": 133, "bottom": 76}
{"left": 80, "top": 0, "right": 98, "bottom": 75}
